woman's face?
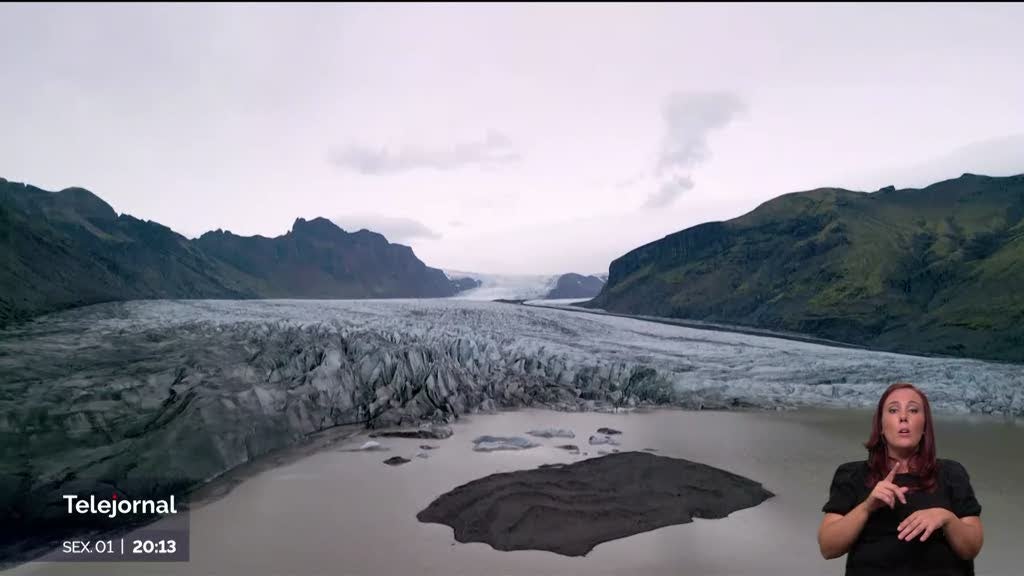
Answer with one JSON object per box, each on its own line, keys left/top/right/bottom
{"left": 881, "top": 388, "right": 926, "bottom": 452}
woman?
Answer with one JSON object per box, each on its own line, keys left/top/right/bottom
{"left": 817, "top": 382, "right": 984, "bottom": 575}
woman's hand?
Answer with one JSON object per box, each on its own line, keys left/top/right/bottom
{"left": 865, "top": 466, "right": 909, "bottom": 512}
{"left": 897, "top": 508, "right": 955, "bottom": 542}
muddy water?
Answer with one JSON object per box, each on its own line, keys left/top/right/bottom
{"left": 9, "top": 407, "right": 1021, "bottom": 576}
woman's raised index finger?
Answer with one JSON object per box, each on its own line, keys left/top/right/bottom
{"left": 884, "top": 466, "right": 898, "bottom": 482}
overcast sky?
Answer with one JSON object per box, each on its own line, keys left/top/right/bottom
{"left": 3, "top": 3, "right": 1023, "bottom": 274}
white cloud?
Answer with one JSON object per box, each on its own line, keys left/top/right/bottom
{"left": 332, "top": 214, "right": 441, "bottom": 244}
{"left": 644, "top": 174, "right": 695, "bottom": 209}
{"left": 330, "top": 130, "right": 521, "bottom": 174}
{"left": 646, "top": 91, "right": 744, "bottom": 208}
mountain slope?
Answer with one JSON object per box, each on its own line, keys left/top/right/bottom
{"left": 194, "top": 218, "right": 458, "bottom": 299}
{"left": 0, "top": 178, "right": 256, "bottom": 325}
{"left": 0, "top": 178, "right": 460, "bottom": 325}
{"left": 585, "top": 174, "right": 1024, "bottom": 362}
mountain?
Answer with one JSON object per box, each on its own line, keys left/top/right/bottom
{"left": 545, "top": 273, "right": 605, "bottom": 299}
{"left": 446, "top": 273, "right": 483, "bottom": 293}
{"left": 194, "top": 218, "right": 457, "bottom": 299}
{"left": 0, "top": 178, "right": 257, "bottom": 326}
{"left": 584, "top": 173, "right": 1024, "bottom": 363}
{"left": 0, "top": 178, "right": 462, "bottom": 325}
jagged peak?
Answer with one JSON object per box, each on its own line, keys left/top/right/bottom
{"left": 291, "top": 216, "right": 345, "bottom": 237}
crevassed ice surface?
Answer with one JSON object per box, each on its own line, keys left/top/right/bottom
{"left": 3, "top": 298, "right": 1020, "bottom": 416}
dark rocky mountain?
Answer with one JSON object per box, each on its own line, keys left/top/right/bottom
{"left": 545, "top": 273, "right": 605, "bottom": 299}
{"left": 194, "top": 217, "right": 457, "bottom": 299}
{"left": 0, "top": 178, "right": 462, "bottom": 325}
{"left": 584, "top": 173, "right": 1024, "bottom": 363}
{"left": 449, "top": 275, "right": 483, "bottom": 293}
{"left": 0, "top": 178, "right": 256, "bottom": 326}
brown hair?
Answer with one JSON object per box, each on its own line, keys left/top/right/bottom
{"left": 864, "top": 382, "right": 938, "bottom": 492}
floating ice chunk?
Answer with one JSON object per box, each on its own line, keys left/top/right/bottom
{"left": 472, "top": 435, "right": 540, "bottom": 452}
{"left": 526, "top": 428, "right": 576, "bottom": 439}
{"left": 588, "top": 434, "right": 620, "bottom": 446}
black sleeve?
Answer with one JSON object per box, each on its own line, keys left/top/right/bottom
{"left": 823, "top": 463, "right": 860, "bottom": 515}
{"left": 944, "top": 460, "right": 982, "bottom": 518}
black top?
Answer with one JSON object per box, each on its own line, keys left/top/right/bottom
{"left": 822, "top": 459, "right": 982, "bottom": 576}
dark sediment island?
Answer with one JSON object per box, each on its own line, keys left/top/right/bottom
{"left": 417, "top": 451, "right": 774, "bottom": 556}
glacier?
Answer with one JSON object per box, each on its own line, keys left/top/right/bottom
{"left": 0, "top": 298, "right": 1021, "bottom": 562}
{"left": 444, "top": 271, "right": 560, "bottom": 301}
